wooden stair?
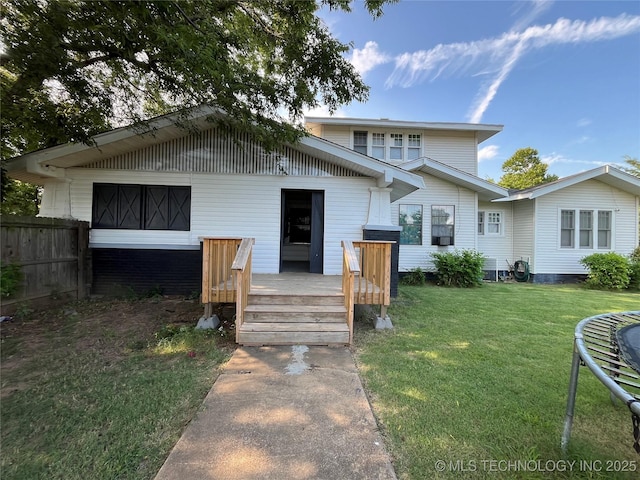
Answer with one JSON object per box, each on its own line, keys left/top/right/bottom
{"left": 237, "top": 291, "right": 349, "bottom": 346}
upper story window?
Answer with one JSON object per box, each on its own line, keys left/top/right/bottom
{"left": 372, "top": 133, "right": 385, "bottom": 159}
{"left": 408, "top": 134, "right": 421, "bottom": 160}
{"left": 352, "top": 131, "right": 422, "bottom": 161}
{"left": 390, "top": 133, "right": 403, "bottom": 161}
{"left": 353, "top": 131, "right": 368, "bottom": 155}
{"left": 560, "top": 208, "right": 612, "bottom": 250}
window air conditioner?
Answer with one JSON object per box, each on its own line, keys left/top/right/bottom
{"left": 439, "top": 236, "right": 451, "bottom": 246}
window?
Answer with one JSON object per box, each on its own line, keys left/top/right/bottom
{"left": 399, "top": 204, "right": 422, "bottom": 245}
{"left": 408, "top": 134, "right": 421, "bottom": 160}
{"left": 579, "top": 210, "right": 593, "bottom": 248}
{"left": 431, "top": 205, "right": 455, "bottom": 246}
{"left": 598, "top": 211, "right": 612, "bottom": 249}
{"left": 560, "top": 208, "right": 612, "bottom": 250}
{"left": 92, "top": 183, "right": 191, "bottom": 231}
{"left": 560, "top": 210, "right": 575, "bottom": 248}
{"left": 478, "top": 211, "right": 502, "bottom": 236}
{"left": 372, "top": 133, "right": 385, "bottom": 159}
{"left": 353, "top": 131, "right": 368, "bottom": 155}
{"left": 390, "top": 133, "right": 403, "bottom": 161}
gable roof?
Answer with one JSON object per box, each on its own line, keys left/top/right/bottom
{"left": 6, "top": 107, "right": 425, "bottom": 201}
{"left": 305, "top": 116, "right": 503, "bottom": 143}
{"left": 402, "top": 157, "right": 509, "bottom": 201}
{"left": 493, "top": 165, "right": 640, "bottom": 202}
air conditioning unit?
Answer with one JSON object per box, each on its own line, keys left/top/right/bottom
{"left": 438, "top": 236, "right": 451, "bottom": 246}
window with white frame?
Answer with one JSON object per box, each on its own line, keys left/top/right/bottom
{"left": 353, "top": 131, "right": 368, "bottom": 155}
{"left": 560, "top": 210, "right": 575, "bottom": 248}
{"left": 478, "top": 211, "right": 502, "bottom": 235}
{"left": 560, "top": 208, "right": 612, "bottom": 249}
{"left": 598, "top": 211, "right": 612, "bottom": 249}
{"left": 390, "top": 133, "right": 403, "bottom": 161}
{"left": 579, "top": 210, "right": 593, "bottom": 248}
{"left": 408, "top": 134, "right": 421, "bottom": 160}
{"left": 372, "top": 133, "right": 385, "bottom": 159}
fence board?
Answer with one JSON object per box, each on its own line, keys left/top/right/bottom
{"left": 1, "top": 216, "right": 90, "bottom": 314}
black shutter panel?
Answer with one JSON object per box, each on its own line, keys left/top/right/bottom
{"left": 145, "top": 186, "right": 169, "bottom": 229}
{"left": 92, "top": 184, "right": 118, "bottom": 228}
{"left": 118, "top": 185, "right": 142, "bottom": 229}
{"left": 168, "top": 187, "right": 191, "bottom": 231}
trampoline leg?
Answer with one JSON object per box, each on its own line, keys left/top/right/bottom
{"left": 562, "top": 342, "right": 581, "bottom": 454}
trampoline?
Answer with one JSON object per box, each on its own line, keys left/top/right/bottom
{"left": 561, "top": 311, "right": 640, "bottom": 454}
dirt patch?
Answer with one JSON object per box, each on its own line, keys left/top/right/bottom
{"left": 0, "top": 296, "right": 235, "bottom": 397}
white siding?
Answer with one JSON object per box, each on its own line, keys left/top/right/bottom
{"left": 533, "top": 180, "right": 638, "bottom": 274}
{"left": 65, "top": 168, "right": 374, "bottom": 275}
{"left": 477, "top": 201, "right": 514, "bottom": 264}
{"left": 424, "top": 132, "right": 478, "bottom": 175}
{"left": 317, "top": 125, "right": 351, "bottom": 148}
{"left": 512, "top": 200, "right": 536, "bottom": 271}
{"left": 391, "top": 173, "right": 477, "bottom": 272}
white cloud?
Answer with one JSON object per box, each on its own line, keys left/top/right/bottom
{"left": 576, "top": 118, "right": 591, "bottom": 127}
{"left": 303, "top": 104, "right": 347, "bottom": 118}
{"left": 385, "top": 14, "right": 640, "bottom": 123}
{"left": 478, "top": 145, "right": 500, "bottom": 162}
{"left": 541, "top": 153, "right": 611, "bottom": 168}
{"left": 349, "top": 41, "right": 391, "bottom": 76}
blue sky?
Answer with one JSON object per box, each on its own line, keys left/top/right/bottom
{"left": 310, "top": 0, "right": 640, "bottom": 181}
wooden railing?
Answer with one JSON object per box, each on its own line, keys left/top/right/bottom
{"left": 342, "top": 240, "right": 393, "bottom": 342}
{"left": 342, "top": 241, "right": 360, "bottom": 344}
{"left": 231, "top": 238, "right": 254, "bottom": 343}
{"left": 201, "top": 238, "right": 254, "bottom": 334}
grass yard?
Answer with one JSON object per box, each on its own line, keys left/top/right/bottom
{"left": 0, "top": 297, "right": 233, "bottom": 480}
{"left": 354, "top": 283, "right": 640, "bottom": 480}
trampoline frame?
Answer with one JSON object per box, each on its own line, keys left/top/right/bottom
{"left": 561, "top": 311, "right": 640, "bottom": 453}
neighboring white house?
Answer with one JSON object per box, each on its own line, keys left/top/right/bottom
{"left": 306, "top": 117, "right": 640, "bottom": 283}
{"left": 6, "top": 111, "right": 639, "bottom": 292}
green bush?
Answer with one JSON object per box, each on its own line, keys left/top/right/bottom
{"left": 1, "top": 262, "right": 23, "bottom": 298}
{"left": 401, "top": 267, "right": 426, "bottom": 286}
{"left": 430, "top": 249, "right": 485, "bottom": 288}
{"left": 580, "top": 252, "right": 630, "bottom": 290}
{"left": 628, "top": 246, "right": 640, "bottom": 290}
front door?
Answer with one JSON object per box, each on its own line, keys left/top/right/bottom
{"left": 280, "top": 190, "right": 324, "bottom": 273}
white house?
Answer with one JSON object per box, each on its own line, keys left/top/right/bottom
{"left": 6, "top": 108, "right": 424, "bottom": 294}
{"left": 6, "top": 111, "right": 640, "bottom": 293}
{"left": 306, "top": 117, "right": 640, "bottom": 283}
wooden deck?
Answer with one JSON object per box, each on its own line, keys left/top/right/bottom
{"left": 201, "top": 238, "right": 392, "bottom": 346}
{"left": 238, "top": 274, "right": 349, "bottom": 346}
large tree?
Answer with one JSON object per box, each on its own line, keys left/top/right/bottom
{"left": 1, "top": 0, "right": 391, "bottom": 160}
{"left": 623, "top": 155, "right": 640, "bottom": 178}
{"left": 498, "top": 147, "right": 559, "bottom": 190}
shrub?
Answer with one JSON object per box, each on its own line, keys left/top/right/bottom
{"left": 628, "top": 246, "right": 640, "bottom": 290}
{"left": 1, "top": 262, "right": 23, "bottom": 298}
{"left": 580, "top": 252, "right": 630, "bottom": 290}
{"left": 430, "top": 249, "right": 485, "bottom": 288}
{"left": 401, "top": 267, "right": 426, "bottom": 286}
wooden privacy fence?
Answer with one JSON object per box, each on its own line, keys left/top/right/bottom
{"left": 0, "top": 216, "right": 90, "bottom": 313}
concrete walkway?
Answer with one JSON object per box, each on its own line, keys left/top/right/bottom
{"left": 154, "top": 346, "right": 397, "bottom": 480}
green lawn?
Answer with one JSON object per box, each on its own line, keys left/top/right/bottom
{"left": 355, "top": 283, "right": 640, "bottom": 480}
